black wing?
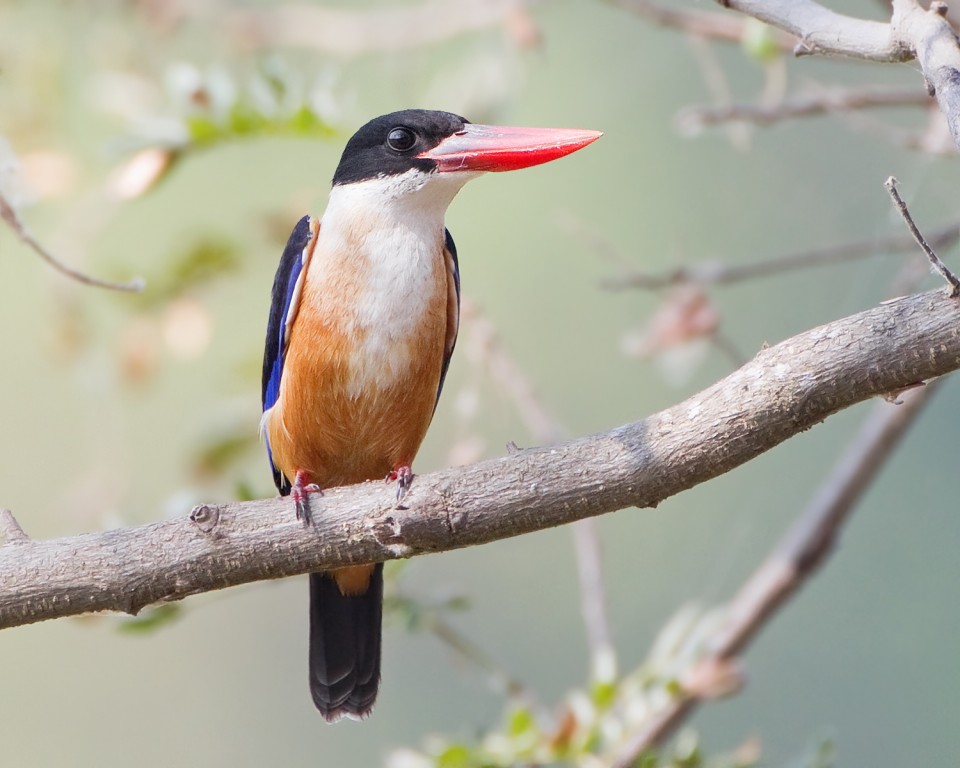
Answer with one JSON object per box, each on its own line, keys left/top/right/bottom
{"left": 261, "top": 214, "right": 316, "bottom": 493}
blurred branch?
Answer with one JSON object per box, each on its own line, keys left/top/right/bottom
{"left": 460, "top": 297, "right": 566, "bottom": 446}
{"left": 611, "top": 0, "right": 795, "bottom": 50}
{"left": 426, "top": 616, "right": 534, "bottom": 702}
{"left": 2, "top": 288, "right": 960, "bottom": 630}
{"left": 461, "top": 297, "right": 616, "bottom": 678}
{"left": 678, "top": 87, "right": 931, "bottom": 133}
{"left": 226, "top": 0, "right": 529, "bottom": 56}
{"left": 571, "top": 519, "right": 617, "bottom": 680}
{"left": 609, "top": 379, "right": 941, "bottom": 765}
{"left": 601, "top": 219, "right": 960, "bottom": 291}
{"left": 0, "top": 190, "right": 144, "bottom": 293}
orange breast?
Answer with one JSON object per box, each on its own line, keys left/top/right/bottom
{"left": 265, "top": 242, "right": 451, "bottom": 489}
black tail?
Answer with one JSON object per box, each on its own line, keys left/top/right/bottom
{"left": 308, "top": 565, "right": 383, "bottom": 721}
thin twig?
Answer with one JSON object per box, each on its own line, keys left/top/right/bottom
{"left": 572, "top": 520, "right": 617, "bottom": 681}
{"left": 460, "top": 296, "right": 616, "bottom": 678}
{"left": 685, "top": 28, "right": 753, "bottom": 151}
{"left": 709, "top": 330, "right": 748, "bottom": 368}
{"left": 426, "top": 616, "right": 534, "bottom": 702}
{"left": 884, "top": 176, "right": 960, "bottom": 297}
{"left": 610, "top": 0, "right": 795, "bottom": 51}
{"left": 678, "top": 87, "right": 931, "bottom": 134}
{"left": 0, "top": 191, "right": 144, "bottom": 293}
{"left": 609, "top": 380, "right": 942, "bottom": 766}
{"left": 601, "top": 220, "right": 960, "bottom": 291}
{"left": 460, "top": 297, "right": 566, "bottom": 446}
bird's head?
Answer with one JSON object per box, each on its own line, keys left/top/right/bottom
{"left": 330, "top": 109, "right": 601, "bottom": 211}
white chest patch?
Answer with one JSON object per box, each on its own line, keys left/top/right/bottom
{"left": 306, "top": 169, "right": 471, "bottom": 396}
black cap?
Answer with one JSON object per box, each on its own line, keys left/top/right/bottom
{"left": 331, "top": 109, "right": 468, "bottom": 187}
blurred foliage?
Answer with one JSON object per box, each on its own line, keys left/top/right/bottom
{"left": 740, "top": 19, "right": 782, "bottom": 64}
{"left": 116, "top": 604, "right": 183, "bottom": 635}
{"left": 383, "top": 584, "right": 761, "bottom": 767}
{"left": 192, "top": 428, "right": 261, "bottom": 479}
{"left": 121, "top": 59, "right": 338, "bottom": 190}
{"left": 137, "top": 235, "right": 242, "bottom": 307}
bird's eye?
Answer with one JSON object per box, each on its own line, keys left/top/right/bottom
{"left": 386, "top": 127, "right": 417, "bottom": 152}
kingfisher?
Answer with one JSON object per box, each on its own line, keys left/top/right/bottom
{"left": 260, "top": 109, "right": 601, "bottom": 721}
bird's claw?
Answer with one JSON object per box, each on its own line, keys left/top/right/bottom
{"left": 387, "top": 465, "right": 414, "bottom": 504}
{"left": 292, "top": 470, "right": 323, "bottom": 526}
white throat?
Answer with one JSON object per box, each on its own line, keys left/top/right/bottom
{"left": 323, "top": 167, "right": 479, "bottom": 234}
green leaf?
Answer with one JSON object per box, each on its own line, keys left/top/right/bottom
{"left": 591, "top": 679, "right": 618, "bottom": 710}
{"left": 506, "top": 706, "right": 535, "bottom": 738}
{"left": 665, "top": 677, "right": 685, "bottom": 698}
{"left": 741, "top": 18, "right": 780, "bottom": 63}
{"left": 435, "top": 743, "right": 474, "bottom": 768}
{"left": 288, "top": 105, "right": 330, "bottom": 135}
{"left": 117, "top": 603, "right": 183, "bottom": 634}
{"left": 184, "top": 115, "right": 225, "bottom": 146}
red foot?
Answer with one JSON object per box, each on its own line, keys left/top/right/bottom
{"left": 386, "top": 465, "right": 414, "bottom": 502}
{"left": 292, "top": 469, "right": 323, "bottom": 524}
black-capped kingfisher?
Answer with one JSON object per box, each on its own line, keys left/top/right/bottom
{"left": 260, "top": 109, "right": 600, "bottom": 721}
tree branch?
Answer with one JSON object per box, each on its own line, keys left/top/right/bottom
{"left": 612, "top": 0, "right": 796, "bottom": 51}
{"left": 885, "top": 175, "right": 960, "bottom": 295}
{"left": 677, "top": 87, "right": 931, "bottom": 134}
{"left": 225, "top": 0, "right": 527, "bottom": 55}
{"left": 2, "top": 288, "right": 960, "bottom": 630}
{"left": 716, "top": 0, "right": 960, "bottom": 152}
{"left": 892, "top": 0, "right": 960, "bottom": 149}
{"left": 601, "top": 219, "right": 960, "bottom": 291}
{"left": 0, "top": 189, "right": 144, "bottom": 293}
{"left": 717, "top": 0, "right": 907, "bottom": 60}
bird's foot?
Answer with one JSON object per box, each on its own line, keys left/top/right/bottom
{"left": 292, "top": 469, "right": 323, "bottom": 525}
{"left": 386, "top": 465, "right": 414, "bottom": 503}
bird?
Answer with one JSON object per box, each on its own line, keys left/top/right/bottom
{"left": 260, "top": 109, "right": 601, "bottom": 722}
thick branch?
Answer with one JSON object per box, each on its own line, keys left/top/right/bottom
{"left": 718, "top": 0, "right": 906, "bottom": 60}
{"left": 716, "top": 0, "right": 960, "bottom": 152}
{"left": 892, "top": 0, "right": 960, "bottom": 148}
{"left": 2, "top": 289, "right": 960, "bottom": 630}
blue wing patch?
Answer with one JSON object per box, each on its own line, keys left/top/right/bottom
{"left": 261, "top": 214, "right": 319, "bottom": 492}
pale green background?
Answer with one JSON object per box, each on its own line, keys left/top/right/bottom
{"left": 1, "top": 1, "right": 958, "bottom": 766}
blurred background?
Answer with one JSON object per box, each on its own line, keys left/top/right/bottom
{"left": 1, "top": 1, "right": 959, "bottom": 766}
